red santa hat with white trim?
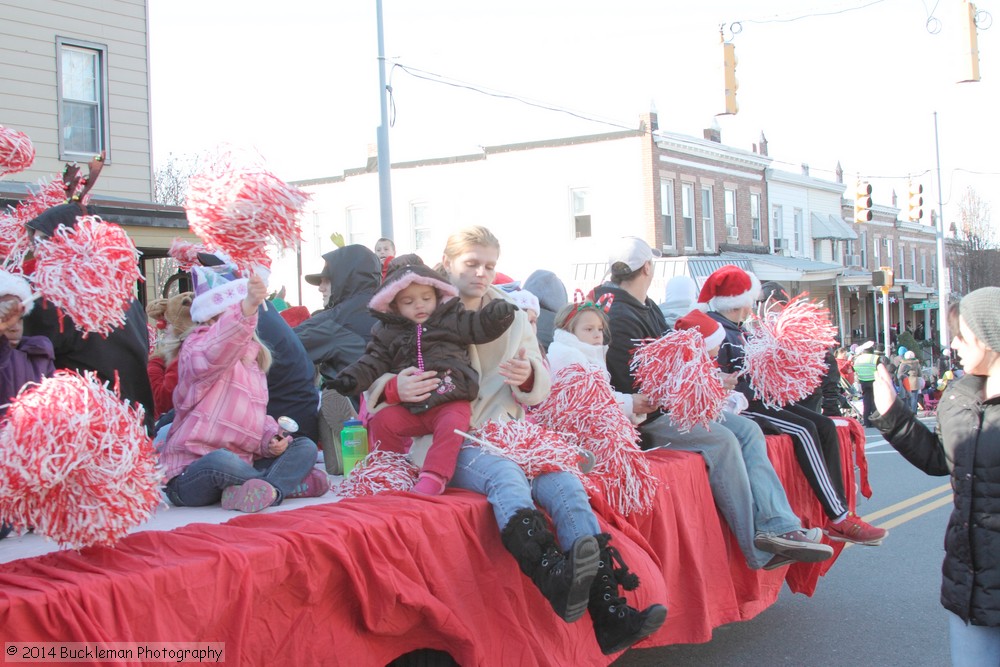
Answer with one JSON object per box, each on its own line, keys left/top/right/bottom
{"left": 697, "top": 265, "right": 761, "bottom": 313}
{"left": 673, "top": 309, "right": 726, "bottom": 350}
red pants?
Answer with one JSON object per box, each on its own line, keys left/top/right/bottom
{"left": 366, "top": 401, "right": 471, "bottom": 481}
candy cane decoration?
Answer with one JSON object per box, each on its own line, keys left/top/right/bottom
{"left": 32, "top": 215, "right": 143, "bottom": 337}
{"left": 631, "top": 328, "right": 729, "bottom": 433}
{"left": 184, "top": 147, "right": 310, "bottom": 275}
{"left": 0, "top": 126, "right": 35, "bottom": 176}
{"left": 743, "top": 295, "right": 838, "bottom": 408}
{"left": 0, "top": 370, "right": 161, "bottom": 549}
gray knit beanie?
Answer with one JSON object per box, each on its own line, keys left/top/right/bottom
{"left": 959, "top": 287, "right": 1000, "bottom": 351}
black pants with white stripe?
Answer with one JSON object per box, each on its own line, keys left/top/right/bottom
{"left": 743, "top": 402, "right": 848, "bottom": 521}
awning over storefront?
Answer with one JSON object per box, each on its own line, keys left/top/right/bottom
{"left": 720, "top": 251, "right": 844, "bottom": 283}
{"left": 810, "top": 213, "right": 858, "bottom": 240}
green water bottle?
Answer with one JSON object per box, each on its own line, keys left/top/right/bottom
{"left": 340, "top": 419, "right": 369, "bottom": 477}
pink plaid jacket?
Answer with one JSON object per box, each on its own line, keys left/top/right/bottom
{"left": 160, "top": 305, "right": 278, "bottom": 481}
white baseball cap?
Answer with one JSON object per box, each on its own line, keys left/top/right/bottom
{"left": 608, "top": 236, "right": 661, "bottom": 277}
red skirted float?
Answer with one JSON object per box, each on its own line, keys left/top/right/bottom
{"left": 0, "top": 424, "right": 870, "bottom": 666}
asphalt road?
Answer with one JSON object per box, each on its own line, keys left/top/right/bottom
{"left": 614, "top": 420, "right": 954, "bottom": 667}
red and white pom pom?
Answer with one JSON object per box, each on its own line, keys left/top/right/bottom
{"left": 0, "top": 370, "right": 161, "bottom": 550}
{"left": 167, "top": 238, "right": 210, "bottom": 271}
{"left": 631, "top": 329, "right": 729, "bottom": 433}
{"left": 0, "top": 180, "right": 68, "bottom": 272}
{"left": 32, "top": 215, "right": 143, "bottom": 337}
{"left": 743, "top": 295, "right": 838, "bottom": 408}
{"left": 0, "top": 126, "right": 35, "bottom": 176}
{"left": 472, "top": 419, "right": 583, "bottom": 480}
{"left": 337, "top": 450, "right": 419, "bottom": 498}
{"left": 184, "top": 147, "right": 310, "bottom": 274}
{"left": 531, "top": 364, "right": 658, "bottom": 516}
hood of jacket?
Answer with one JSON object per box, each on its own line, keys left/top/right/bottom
{"left": 316, "top": 245, "right": 381, "bottom": 309}
{"left": 523, "top": 270, "right": 568, "bottom": 313}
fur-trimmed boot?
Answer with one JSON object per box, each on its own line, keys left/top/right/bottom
{"left": 500, "top": 508, "right": 601, "bottom": 623}
{"left": 588, "top": 534, "right": 667, "bottom": 655}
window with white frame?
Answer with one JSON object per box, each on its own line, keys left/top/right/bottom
{"left": 898, "top": 244, "right": 905, "bottom": 278}
{"left": 885, "top": 238, "right": 893, "bottom": 266}
{"left": 411, "top": 202, "right": 432, "bottom": 251}
{"left": 724, "top": 189, "right": 737, "bottom": 237}
{"left": 793, "top": 208, "right": 803, "bottom": 252}
{"left": 772, "top": 205, "right": 783, "bottom": 249}
{"left": 860, "top": 231, "right": 868, "bottom": 267}
{"left": 701, "top": 186, "right": 714, "bottom": 251}
{"left": 921, "top": 253, "right": 927, "bottom": 284}
{"left": 571, "top": 188, "right": 591, "bottom": 238}
{"left": 57, "top": 39, "right": 109, "bottom": 159}
{"left": 750, "top": 193, "right": 761, "bottom": 241}
{"left": 872, "top": 235, "right": 880, "bottom": 266}
{"left": 682, "top": 183, "right": 695, "bottom": 250}
{"left": 659, "top": 179, "right": 675, "bottom": 249}
{"left": 911, "top": 247, "right": 917, "bottom": 280}
{"left": 345, "top": 207, "right": 366, "bottom": 245}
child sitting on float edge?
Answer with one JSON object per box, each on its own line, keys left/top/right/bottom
{"left": 159, "top": 265, "right": 327, "bottom": 512}
{"left": 328, "top": 254, "right": 517, "bottom": 495}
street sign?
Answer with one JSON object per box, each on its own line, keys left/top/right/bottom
{"left": 912, "top": 300, "right": 939, "bottom": 311}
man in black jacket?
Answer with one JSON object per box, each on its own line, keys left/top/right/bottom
{"left": 293, "top": 244, "right": 381, "bottom": 473}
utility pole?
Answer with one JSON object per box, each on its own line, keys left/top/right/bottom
{"left": 376, "top": 0, "right": 394, "bottom": 240}
{"left": 933, "top": 112, "right": 949, "bottom": 349}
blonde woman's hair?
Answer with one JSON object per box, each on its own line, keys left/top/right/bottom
{"left": 179, "top": 323, "right": 273, "bottom": 373}
{"left": 442, "top": 226, "right": 500, "bottom": 262}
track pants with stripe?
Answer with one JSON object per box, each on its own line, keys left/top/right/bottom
{"left": 742, "top": 402, "right": 848, "bottom": 520}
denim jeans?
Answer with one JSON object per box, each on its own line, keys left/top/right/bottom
{"left": 450, "top": 446, "right": 601, "bottom": 551}
{"left": 165, "top": 437, "right": 317, "bottom": 508}
{"left": 641, "top": 411, "right": 801, "bottom": 569}
{"left": 949, "top": 611, "right": 1000, "bottom": 667}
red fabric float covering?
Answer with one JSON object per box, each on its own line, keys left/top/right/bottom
{"left": 0, "top": 425, "right": 867, "bottom": 667}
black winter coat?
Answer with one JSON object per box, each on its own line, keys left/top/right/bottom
{"left": 872, "top": 373, "right": 1000, "bottom": 626}
{"left": 338, "top": 297, "right": 516, "bottom": 413}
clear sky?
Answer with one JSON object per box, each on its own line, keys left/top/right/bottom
{"left": 147, "top": 0, "right": 998, "bottom": 224}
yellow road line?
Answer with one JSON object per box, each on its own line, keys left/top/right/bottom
{"left": 861, "top": 482, "right": 952, "bottom": 523}
{"left": 876, "top": 494, "right": 954, "bottom": 531}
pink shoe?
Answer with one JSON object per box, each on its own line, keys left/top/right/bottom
{"left": 286, "top": 469, "right": 330, "bottom": 499}
{"left": 221, "top": 479, "right": 278, "bottom": 512}
{"left": 411, "top": 472, "right": 447, "bottom": 496}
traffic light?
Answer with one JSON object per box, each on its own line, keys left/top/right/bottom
{"left": 854, "top": 181, "right": 873, "bottom": 223}
{"left": 872, "top": 267, "right": 894, "bottom": 289}
{"left": 907, "top": 181, "right": 924, "bottom": 222}
{"left": 960, "top": 0, "right": 981, "bottom": 83}
{"left": 722, "top": 41, "right": 738, "bottom": 115}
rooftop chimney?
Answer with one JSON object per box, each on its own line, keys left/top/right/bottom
{"left": 758, "top": 131, "right": 768, "bottom": 156}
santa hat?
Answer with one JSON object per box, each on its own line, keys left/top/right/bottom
{"left": 697, "top": 265, "right": 761, "bottom": 312}
{"left": 674, "top": 309, "right": 726, "bottom": 351}
{"left": 0, "top": 270, "right": 34, "bottom": 315}
{"left": 189, "top": 264, "right": 249, "bottom": 323}
{"left": 507, "top": 288, "right": 540, "bottom": 314}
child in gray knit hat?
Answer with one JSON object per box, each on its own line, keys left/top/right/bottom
{"left": 869, "top": 284, "right": 1000, "bottom": 664}
{"left": 959, "top": 286, "right": 1000, "bottom": 354}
